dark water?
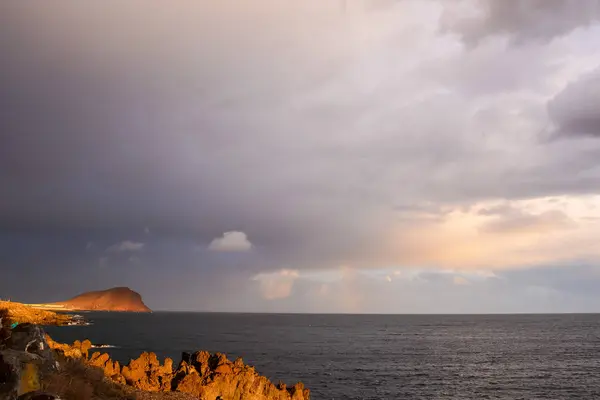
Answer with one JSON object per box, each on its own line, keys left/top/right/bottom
{"left": 45, "top": 313, "right": 600, "bottom": 399}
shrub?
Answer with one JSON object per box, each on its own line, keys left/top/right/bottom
{"left": 40, "top": 356, "right": 134, "bottom": 400}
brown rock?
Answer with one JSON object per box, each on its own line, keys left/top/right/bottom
{"left": 44, "top": 335, "right": 310, "bottom": 400}
{"left": 121, "top": 352, "right": 173, "bottom": 392}
{"left": 45, "top": 335, "right": 91, "bottom": 360}
{"left": 111, "top": 373, "right": 126, "bottom": 385}
{"left": 160, "top": 357, "right": 174, "bottom": 375}
{"left": 190, "top": 351, "right": 211, "bottom": 375}
{"left": 80, "top": 339, "right": 92, "bottom": 359}
{"left": 171, "top": 351, "right": 310, "bottom": 400}
{"left": 88, "top": 352, "right": 110, "bottom": 368}
{"left": 173, "top": 371, "right": 204, "bottom": 397}
{"left": 88, "top": 351, "right": 102, "bottom": 363}
{"left": 55, "top": 287, "right": 152, "bottom": 312}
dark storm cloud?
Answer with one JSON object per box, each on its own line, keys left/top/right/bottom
{"left": 0, "top": 2, "right": 296, "bottom": 242}
{"left": 2, "top": 0, "right": 599, "bottom": 245}
{"left": 548, "top": 68, "right": 600, "bottom": 137}
{"left": 2, "top": 1, "right": 599, "bottom": 247}
{"left": 0, "top": 1, "right": 423, "bottom": 274}
{"left": 444, "top": 0, "right": 600, "bottom": 44}
{"left": 2, "top": 1, "right": 600, "bottom": 311}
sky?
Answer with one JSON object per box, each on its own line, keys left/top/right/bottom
{"left": 2, "top": 0, "right": 600, "bottom": 313}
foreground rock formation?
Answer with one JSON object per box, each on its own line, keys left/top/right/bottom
{"left": 47, "top": 336, "right": 310, "bottom": 400}
{"left": 54, "top": 287, "right": 151, "bottom": 312}
{"left": 0, "top": 303, "right": 309, "bottom": 399}
{"left": 0, "top": 321, "right": 66, "bottom": 399}
{"left": 1, "top": 320, "right": 309, "bottom": 400}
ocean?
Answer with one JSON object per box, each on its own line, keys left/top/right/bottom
{"left": 45, "top": 313, "right": 600, "bottom": 399}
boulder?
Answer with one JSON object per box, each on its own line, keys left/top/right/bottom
{"left": 5, "top": 325, "right": 53, "bottom": 361}
{"left": 0, "top": 323, "right": 61, "bottom": 399}
{"left": 0, "top": 349, "right": 57, "bottom": 399}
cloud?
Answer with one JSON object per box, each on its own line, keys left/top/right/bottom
{"left": 207, "top": 231, "right": 252, "bottom": 252}
{"left": 453, "top": 276, "right": 470, "bottom": 285}
{"left": 548, "top": 68, "right": 600, "bottom": 137}
{"left": 3, "top": 1, "right": 600, "bottom": 312}
{"left": 98, "top": 257, "right": 108, "bottom": 268}
{"left": 442, "top": 0, "right": 600, "bottom": 44}
{"left": 253, "top": 269, "right": 299, "bottom": 300}
{"left": 479, "top": 208, "right": 575, "bottom": 235}
{"left": 381, "top": 197, "right": 600, "bottom": 269}
{"left": 477, "top": 203, "right": 515, "bottom": 216}
{"left": 317, "top": 283, "right": 330, "bottom": 296}
{"left": 106, "top": 241, "right": 145, "bottom": 253}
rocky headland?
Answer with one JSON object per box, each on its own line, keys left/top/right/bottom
{"left": 53, "top": 287, "right": 152, "bottom": 313}
{"left": 0, "top": 304, "right": 310, "bottom": 400}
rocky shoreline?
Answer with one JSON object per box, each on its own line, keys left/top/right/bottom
{"left": 45, "top": 335, "right": 309, "bottom": 400}
{"left": 0, "top": 301, "right": 79, "bottom": 327}
{"left": 0, "top": 306, "right": 310, "bottom": 400}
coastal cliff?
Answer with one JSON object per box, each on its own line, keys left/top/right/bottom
{"left": 55, "top": 287, "right": 151, "bottom": 312}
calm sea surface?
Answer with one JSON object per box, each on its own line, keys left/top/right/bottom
{"left": 45, "top": 313, "right": 600, "bottom": 399}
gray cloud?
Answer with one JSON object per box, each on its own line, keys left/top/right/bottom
{"left": 443, "top": 0, "right": 600, "bottom": 44}
{"left": 208, "top": 231, "right": 253, "bottom": 252}
{"left": 106, "top": 241, "right": 145, "bottom": 253}
{"left": 479, "top": 208, "right": 574, "bottom": 235}
{"left": 477, "top": 204, "right": 514, "bottom": 216}
{"left": 2, "top": 1, "right": 600, "bottom": 311}
{"left": 548, "top": 68, "right": 600, "bottom": 137}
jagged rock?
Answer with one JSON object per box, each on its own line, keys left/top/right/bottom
{"left": 44, "top": 336, "right": 91, "bottom": 360}
{"left": 72, "top": 340, "right": 92, "bottom": 359}
{"left": 170, "top": 351, "right": 310, "bottom": 400}
{"left": 44, "top": 336, "right": 310, "bottom": 400}
{"left": 172, "top": 359, "right": 194, "bottom": 388}
{"left": 173, "top": 371, "right": 204, "bottom": 397}
{"left": 88, "top": 351, "right": 121, "bottom": 378}
{"left": 121, "top": 352, "right": 173, "bottom": 392}
{"left": 110, "top": 372, "right": 126, "bottom": 386}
